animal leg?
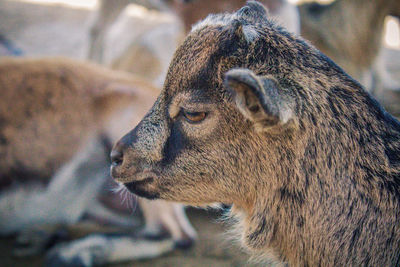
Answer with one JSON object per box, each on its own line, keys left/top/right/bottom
{"left": 45, "top": 233, "right": 175, "bottom": 267}
{"left": 88, "top": 0, "right": 130, "bottom": 63}
{"left": 138, "top": 198, "right": 197, "bottom": 249}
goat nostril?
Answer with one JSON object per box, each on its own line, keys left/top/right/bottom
{"left": 110, "top": 149, "right": 123, "bottom": 166}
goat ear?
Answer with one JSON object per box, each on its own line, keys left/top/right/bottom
{"left": 224, "top": 68, "right": 293, "bottom": 131}
{"left": 236, "top": 1, "right": 268, "bottom": 21}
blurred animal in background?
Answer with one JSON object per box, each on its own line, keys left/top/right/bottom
{"left": 172, "top": 0, "right": 300, "bottom": 34}
{"left": 299, "top": 0, "right": 400, "bottom": 94}
{"left": 110, "top": 2, "right": 400, "bottom": 266}
{"left": 88, "top": 0, "right": 174, "bottom": 64}
{"left": 88, "top": 0, "right": 300, "bottom": 86}
{"left": 0, "top": 57, "right": 196, "bottom": 266}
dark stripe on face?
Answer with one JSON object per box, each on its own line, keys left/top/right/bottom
{"left": 162, "top": 121, "right": 189, "bottom": 166}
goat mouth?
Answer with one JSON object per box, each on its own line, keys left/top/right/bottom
{"left": 111, "top": 167, "right": 157, "bottom": 183}
{"left": 124, "top": 177, "right": 160, "bottom": 200}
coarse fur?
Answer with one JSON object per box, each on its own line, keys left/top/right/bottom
{"left": 111, "top": 2, "right": 400, "bottom": 266}
{"left": 299, "top": 0, "right": 400, "bottom": 93}
{"left": 0, "top": 57, "right": 196, "bottom": 265}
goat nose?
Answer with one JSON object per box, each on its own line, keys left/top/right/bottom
{"left": 110, "top": 148, "right": 124, "bottom": 166}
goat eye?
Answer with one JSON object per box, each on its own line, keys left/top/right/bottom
{"left": 182, "top": 110, "right": 207, "bottom": 123}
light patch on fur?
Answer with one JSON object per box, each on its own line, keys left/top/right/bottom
{"left": 167, "top": 91, "right": 200, "bottom": 119}
{"left": 279, "top": 106, "right": 292, "bottom": 124}
{"left": 191, "top": 13, "right": 259, "bottom": 43}
{"left": 242, "top": 25, "right": 260, "bottom": 42}
{"left": 191, "top": 13, "right": 236, "bottom": 33}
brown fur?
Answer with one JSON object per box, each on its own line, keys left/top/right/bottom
{"left": 111, "top": 2, "right": 400, "bottom": 266}
{"left": 0, "top": 56, "right": 156, "bottom": 187}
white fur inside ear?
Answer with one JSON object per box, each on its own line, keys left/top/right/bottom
{"left": 234, "top": 91, "right": 254, "bottom": 121}
{"left": 242, "top": 25, "right": 259, "bottom": 43}
{"left": 279, "top": 106, "right": 292, "bottom": 124}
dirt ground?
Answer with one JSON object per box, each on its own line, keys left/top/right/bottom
{"left": 0, "top": 208, "right": 258, "bottom": 267}
{"left": 0, "top": 1, "right": 400, "bottom": 267}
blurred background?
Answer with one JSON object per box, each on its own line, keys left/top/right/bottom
{"left": 0, "top": 0, "right": 399, "bottom": 266}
